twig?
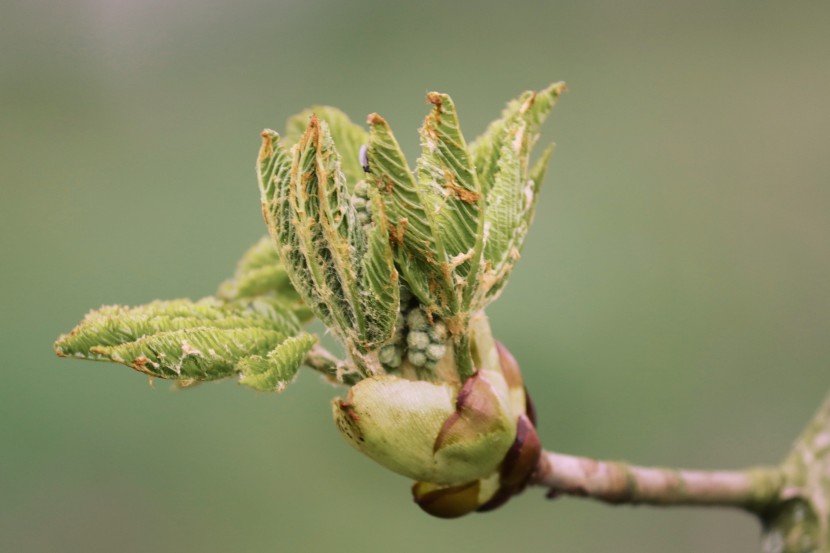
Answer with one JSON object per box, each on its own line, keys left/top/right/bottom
{"left": 531, "top": 392, "right": 830, "bottom": 552}
{"left": 531, "top": 451, "right": 783, "bottom": 512}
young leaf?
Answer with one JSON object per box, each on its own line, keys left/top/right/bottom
{"left": 365, "top": 113, "right": 450, "bottom": 315}
{"left": 238, "top": 333, "right": 317, "bottom": 392}
{"left": 417, "top": 92, "right": 485, "bottom": 310}
{"left": 366, "top": 95, "right": 487, "bottom": 321}
{"left": 469, "top": 82, "right": 565, "bottom": 196}
{"left": 285, "top": 106, "right": 368, "bottom": 187}
{"left": 263, "top": 116, "right": 398, "bottom": 364}
{"left": 258, "top": 131, "right": 332, "bottom": 326}
{"left": 54, "top": 297, "right": 310, "bottom": 384}
{"left": 469, "top": 83, "right": 565, "bottom": 304}
{"left": 217, "top": 236, "right": 312, "bottom": 322}
{"left": 479, "top": 121, "right": 524, "bottom": 303}
{"left": 482, "top": 142, "right": 556, "bottom": 303}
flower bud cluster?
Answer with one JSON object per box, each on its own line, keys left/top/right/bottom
{"left": 378, "top": 286, "right": 449, "bottom": 373}
{"left": 351, "top": 180, "right": 371, "bottom": 225}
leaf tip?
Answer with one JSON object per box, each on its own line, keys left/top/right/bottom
{"left": 367, "top": 112, "right": 386, "bottom": 127}
{"left": 545, "top": 81, "right": 568, "bottom": 97}
{"left": 426, "top": 92, "right": 445, "bottom": 108}
{"left": 259, "top": 129, "right": 279, "bottom": 162}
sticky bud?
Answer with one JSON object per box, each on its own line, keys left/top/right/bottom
{"left": 332, "top": 372, "right": 516, "bottom": 485}
{"left": 476, "top": 413, "right": 542, "bottom": 512}
{"left": 411, "top": 481, "right": 481, "bottom": 519}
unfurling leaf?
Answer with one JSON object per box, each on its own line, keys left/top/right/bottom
{"left": 470, "top": 82, "right": 565, "bottom": 196}
{"left": 259, "top": 115, "right": 399, "bottom": 371}
{"left": 285, "top": 106, "right": 368, "bottom": 187}
{"left": 471, "top": 82, "right": 566, "bottom": 305}
{"left": 237, "top": 333, "right": 317, "bottom": 392}
{"left": 365, "top": 113, "right": 446, "bottom": 311}
{"left": 54, "top": 297, "right": 312, "bottom": 388}
{"left": 218, "top": 236, "right": 312, "bottom": 321}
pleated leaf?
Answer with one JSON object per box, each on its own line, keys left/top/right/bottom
{"left": 359, "top": 190, "right": 401, "bottom": 343}
{"left": 258, "top": 130, "right": 330, "bottom": 326}
{"left": 54, "top": 297, "right": 312, "bottom": 385}
{"left": 417, "top": 92, "right": 485, "bottom": 310}
{"left": 365, "top": 113, "right": 451, "bottom": 314}
{"left": 262, "top": 116, "right": 398, "bottom": 359}
{"left": 527, "top": 143, "right": 555, "bottom": 223}
{"left": 480, "top": 121, "right": 524, "bottom": 295}
{"left": 469, "top": 82, "right": 565, "bottom": 196}
{"left": 481, "top": 142, "right": 555, "bottom": 304}
{"left": 238, "top": 333, "right": 317, "bottom": 392}
{"left": 365, "top": 94, "right": 487, "bottom": 318}
{"left": 470, "top": 83, "right": 565, "bottom": 305}
{"left": 217, "top": 236, "right": 312, "bottom": 321}
{"left": 285, "top": 106, "right": 368, "bottom": 187}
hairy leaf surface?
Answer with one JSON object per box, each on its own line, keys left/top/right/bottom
{"left": 54, "top": 297, "right": 312, "bottom": 385}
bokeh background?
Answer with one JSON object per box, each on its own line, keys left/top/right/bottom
{"left": 3, "top": 1, "right": 829, "bottom": 551}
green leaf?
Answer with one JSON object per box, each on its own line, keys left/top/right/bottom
{"left": 258, "top": 130, "right": 293, "bottom": 221}
{"left": 417, "top": 92, "right": 485, "bottom": 310}
{"left": 261, "top": 116, "right": 398, "bottom": 363}
{"left": 469, "top": 83, "right": 565, "bottom": 305}
{"left": 238, "top": 333, "right": 317, "bottom": 392}
{"left": 367, "top": 94, "right": 488, "bottom": 319}
{"left": 285, "top": 106, "right": 368, "bottom": 188}
{"left": 480, "top": 122, "right": 524, "bottom": 299}
{"left": 258, "top": 131, "right": 329, "bottom": 325}
{"left": 483, "top": 143, "right": 555, "bottom": 303}
{"left": 365, "top": 113, "right": 451, "bottom": 314}
{"left": 54, "top": 297, "right": 311, "bottom": 384}
{"left": 527, "top": 143, "right": 555, "bottom": 222}
{"left": 218, "top": 236, "right": 312, "bottom": 321}
{"left": 469, "top": 82, "right": 565, "bottom": 197}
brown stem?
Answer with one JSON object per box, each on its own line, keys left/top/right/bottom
{"left": 531, "top": 450, "right": 783, "bottom": 512}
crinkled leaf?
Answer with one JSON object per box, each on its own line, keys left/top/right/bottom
{"left": 88, "top": 328, "right": 286, "bottom": 380}
{"left": 527, "top": 143, "right": 555, "bottom": 223}
{"left": 417, "top": 93, "right": 484, "bottom": 310}
{"left": 469, "top": 82, "right": 565, "bottom": 196}
{"left": 470, "top": 83, "right": 564, "bottom": 305}
{"left": 258, "top": 131, "right": 328, "bottom": 324}
{"left": 285, "top": 106, "right": 368, "bottom": 187}
{"left": 238, "top": 333, "right": 317, "bottom": 392}
{"left": 365, "top": 113, "right": 450, "bottom": 314}
{"left": 366, "top": 93, "right": 487, "bottom": 318}
{"left": 261, "top": 117, "right": 398, "bottom": 360}
{"left": 359, "top": 190, "right": 401, "bottom": 337}
{"left": 481, "top": 142, "right": 555, "bottom": 304}
{"left": 54, "top": 297, "right": 312, "bottom": 385}
{"left": 258, "top": 130, "right": 292, "bottom": 219}
{"left": 480, "top": 122, "right": 524, "bottom": 300}
{"left": 218, "top": 236, "right": 312, "bottom": 321}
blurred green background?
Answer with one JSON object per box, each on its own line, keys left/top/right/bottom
{"left": 2, "top": 0, "right": 829, "bottom": 551}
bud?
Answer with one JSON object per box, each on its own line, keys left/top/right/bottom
{"left": 333, "top": 369, "right": 517, "bottom": 485}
